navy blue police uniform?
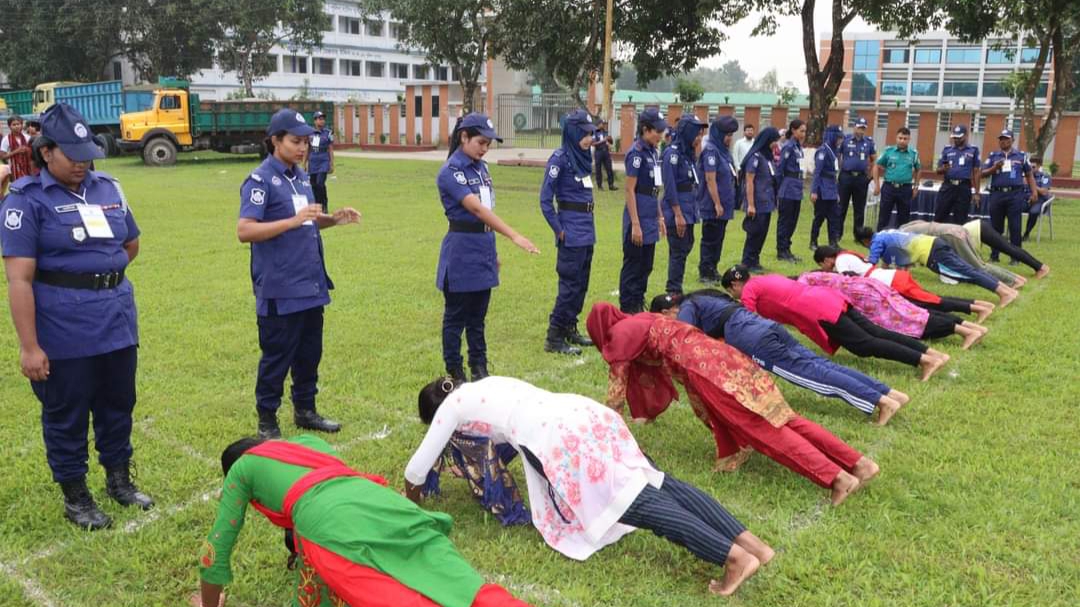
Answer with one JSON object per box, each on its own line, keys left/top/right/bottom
{"left": 437, "top": 114, "right": 503, "bottom": 379}
{"left": 241, "top": 108, "right": 340, "bottom": 439}
{"left": 0, "top": 102, "right": 152, "bottom": 529}
{"left": 307, "top": 110, "right": 333, "bottom": 210}
{"left": 935, "top": 124, "right": 980, "bottom": 225}
{"left": 619, "top": 108, "right": 668, "bottom": 312}
{"left": 540, "top": 109, "right": 597, "bottom": 355}
{"left": 661, "top": 114, "right": 707, "bottom": 294}
{"left": 775, "top": 135, "right": 805, "bottom": 260}
{"left": 739, "top": 127, "right": 780, "bottom": 270}
{"left": 1024, "top": 168, "right": 1051, "bottom": 240}
{"left": 592, "top": 123, "right": 615, "bottom": 189}
{"left": 838, "top": 118, "right": 876, "bottom": 239}
{"left": 810, "top": 125, "right": 843, "bottom": 248}
{"left": 696, "top": 116, "right": 739, "bottom": 283}
{"left": 983, "top": 130, "right": 1033, "bottom": 262}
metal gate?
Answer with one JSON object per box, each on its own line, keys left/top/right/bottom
{"left": 494, "top": 93, "right": 580, "bottom": 148}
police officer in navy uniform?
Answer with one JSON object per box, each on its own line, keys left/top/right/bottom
{"left": 696, "top": 115, "right": 739, "bottom": 284}
{"left": 437, "top": 114, "right": 539, "bottom": 381}
{"left": 775, "top": 119, "right": 807, "bottom": 262}
{"left": 661, "top": 114, "right": 707, "bottom": 294}
{"left": 738, "top": 126, "right": 781, "bottom": 272}
{"left": 980, "top": 129, "right": 1038, "bottom": 264}
{"left": 304, "top": 110, "right": 334, "bottom": 211}
{"left": 838, "top": 117, "right": 876, "bottom": 240}
{"left": 591, "top": 119, "right": 616, "bottom": 190}
{"left": 619, "top": 108, "right": 668, "bottom": 312}
{"left": 934, "top": 124, "right": 981, "bottom": 224}
{"left": 809, "top": 124, "right": 844, "bottom": 249}
{"left": 1023, "top": 156, "right": 1052, "bottom": 241}
{"left": 1, "top": 103, "right": 153, "bottom": 530}
{"left": 540, "top": 109, "right": 597, "bottom": 355}
{"left": 239, "top": 108, "right": 361, "bottom": 440}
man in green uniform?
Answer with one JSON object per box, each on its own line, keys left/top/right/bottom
{"left": 873, "top": 127, "right": 920, "bottom": 230}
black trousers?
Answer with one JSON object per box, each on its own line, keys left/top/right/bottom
{"left": 698, "top": 218, "right": 728, "bottom": 279}
{"left": 665, "top": 222, "right": 696, "bottom": 294}
{"left": 838, "top": 172, "right": 869, "bottom": 238}
{"left": 619, "top": 237, "right": 656, "bottom": 313}
{"left": 256, "top": 306, "right": 324, "bottom": 413}
{"left": 988, "top": 191, "right": 1026, "bottom": 263}
{"left": 977, "top": 219, "right": 1042, "bottom": 270}
{"left": 876, "top": 183, "right": 913, "bottom": 231}
{"left": 922, "top": 310, "right": 962, "bottom": 339}
{"left": 810, "top": 198, "right": 841, "bottom": 246}
{"left": 594, "top": 152, "right": 615, "bottom": 188}
{"left": 311, "top": 172, "right": 329, "bottom": 210}
{"left": 31, "top": 346, "right": 138, "bottom": 483}
{"left": 908, "top": 295, "right": 974, "bottom": 315}
{"left": 934, "top": 181, "right": 971, "bottom": 225}
{"left": 819, "top": 308, "right": 927, "bottom": 366}
{"left": 776, "top": 197, "right": 801, "bottom": 254}
{"left": 740, "top": 212, "right": 771, "bottom": 267}
{"left": 442, "top": 288, "right": 492, "bottom": 371}
{"left": 549, "top": 244, "right": 594, "bottom": 328}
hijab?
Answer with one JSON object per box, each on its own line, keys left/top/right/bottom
{"left": 561, "top": 114, "right": 594, "bottom": 178}
{"left": 709, "top": 116, "right": 739, "bottom": 162}
{"left": 739, "top": 126, "right": 781, "bottom": 173}
{"left": 673, "top": 116, "right": 706, "bottom": 162}
{"left": 823, "top": 125, "right": 844, "bottom": 154}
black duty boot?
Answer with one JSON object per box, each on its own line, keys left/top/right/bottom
{"left": 469, "top": 362, "right": 490, "bottom": 381}
{"left": 447, "top": 366, "right": 467, "bottom": 383}
{"left": 294, "top": 409, "right": 341, "bottom": 433}
{"left": 566, "top": 324, "right": 593, "bottom": 347}
{"left": 105, "top": 462, "right": 155, "bottom": 510}
{"left": 544, "top": 325, "right": 582, "bottom": 355}
{"left": 60, "top": 479, "right": 112, "bottom": 530}
{"left": 258, "top": 408, "right": 282, "bottom": 439}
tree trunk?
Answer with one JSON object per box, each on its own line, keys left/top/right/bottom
{"left": 1034, "top": 26, "right": 1075, "bottom": 161}
{"left": 242, "top": 54, "right": 255, "bottom": 98}
{"left": 1019, "top": 33, "right": 1052, "bottom": 155}
{"left": 801, "top": 0, "right": 850, "bottom": 147}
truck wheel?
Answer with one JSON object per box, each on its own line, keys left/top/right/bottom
{"left": 99, "top": 134, "right": 119, "bottom": 157}
{"left": 143, "top": 138, "right": 177, "bottom": 166}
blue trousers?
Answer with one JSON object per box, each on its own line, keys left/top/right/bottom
{"left": 698, "top": 218, "right": 728, "bottom": 279}
{"left": 810, "top": 198, "right": 841, "bottom": 246}
{"left": 838, "top": 172, "right": 870, "bottom": 239}
{"left": 618, "top": 473, "right": 746, "bottom": 566}
{"left": 934, "top": 181, "right": 971, "bottom": 225}
{"left": 593, "top": 152, "right": 614, "bottom": 188}
{"left": 752, "top": 326, "right": 887, "bottom": 415}
{"left": 926, "top": 240, "right": 999, "bottom": 292}
{"left": 665, "top": 222, "right": 696, "bottom": 294}
{"left": 740, "top": 212, "right": 771, "bottom": 267}
{"left": 876, "top": 183, "right": 913, "bottom": 231}
{"left": 619, "top": 237, "right": 655, "bottom": 313}
{"left": 31, "top": 346, "right": 137, "bottom": 483}
{"left": 310, "top": 172, "right": 328, "bottom": 210}
{"left": 442, "top": 288, "right": 492, "bottom": 370}
{"left": 776, "top": 197, "right": 802, "bottom": 254}
{"left": 988, "top": 190, "right": 1025, "bottom": 262}
{"left": 549, "top": 244, "right": 594, "bottom": 328}
{"left": 256, "top": 306, "right": 324, "bottom": 413}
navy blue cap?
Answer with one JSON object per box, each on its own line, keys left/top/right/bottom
{"left": 998, "top": 129, "right": 1014, "bottom": 139}
{"left": 714, "top": 115, "right": 739, "bottom": 134}
{"left": 951, "top": 124, "right": 968, "bottom": 137}
{"left": 638, "top": 108, "right": 669, "bottom": 133}
{"left": 564, "top": 109, "right": 596, "bottom": 133}
{"left": 678, "top": 114, "right": 707, "bottom": 130}
{"left": 312, "top": 110, "right": 326, "bottom": 120}
{"left": 267, "top": 108, "right": 316, "bottom": 137}
{"left": 855, "top": 117, "right": 868, "bottom": 128}
{"left": 458, "top": 113, "right": 502, "bottom": 142}
{"left": 40, "top": 102, "right": 104, "bottom": 162}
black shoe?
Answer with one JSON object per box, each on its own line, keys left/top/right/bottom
{"left": 257, "top": 409, "right": 282, "bottom": 439}
{"left": 609, "top": 185, "right": 618, "bottom": 191}
{"left": 294, "top": 409, "right": 341, "bottom": 433}
{"left": 60, "top": 479, "right": 112, "bottom": 530}
{"left": 469, "top": 363, "right": 490, "bottom": 381}
{"left": 809, "top": 241, "right": 819, "bottom": 252}
{"left": 105, "top": 462, "right": 154, "bottom": 510}
{"left": 1022, "top": 234, "right": 1031, "bottom": 242}
{"left": 544, "top": 326, "right": 582, "bottom": 355}
{"left": 747, "top": 264, "right": 766, "bottom": 273}
{"left": 566, "top": 324, "right": 593, "bottom": 347}
{"left": 447, "top": 366, "right": 467, "bottom": 383}
{"left": 828, "top": 241, "right": 839, "bottom": 249}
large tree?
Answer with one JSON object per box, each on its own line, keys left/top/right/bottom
{"left": 214, "top": 0, "right": 330, "bottom": 97}
{"left": 121, "top": 0, "right": 222, "bottom": 82}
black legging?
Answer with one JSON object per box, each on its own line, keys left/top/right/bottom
{"left": 921, "top": 310, "right": 963, "bottom": 339}
{"left": 907, "top": 295, "right": 974, "bottom": 315}
{"left": 820, "top": 308, "right": 928, "bottom": 366}
{"left": 977, "top": 219, "right": 1042, "bottom": 271}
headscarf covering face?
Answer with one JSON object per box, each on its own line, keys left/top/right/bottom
{"left": 672, "top": 115, "right": 707, "bottom": 162}
{"left": 561, "top": 109, "right": 596, "bottom": 178}
{"left": 739, "top": 126, "right": 781, "bottom": 173}
{"left": 823, "top": 124, "right": 844, "bottom": 152}
{"left": 709, "top": 115, "right": 739, "bottom": 160}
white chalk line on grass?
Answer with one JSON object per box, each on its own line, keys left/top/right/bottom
{"left": 0, "top": 560, "right": 60, "bottom": 607}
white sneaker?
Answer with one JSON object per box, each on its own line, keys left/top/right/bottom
{"left": 938, "top": 274, "right": 959, "bottom": 285}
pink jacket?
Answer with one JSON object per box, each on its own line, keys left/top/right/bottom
{"left": 740, "top": 274, "right": 849, "bottom": 354}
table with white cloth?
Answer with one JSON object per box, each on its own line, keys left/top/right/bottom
{"left": 866, "top": 183, "right": 991, "bottom": 229}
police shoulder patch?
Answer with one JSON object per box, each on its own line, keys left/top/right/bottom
{"left": 669, "top": 154, "right": 679, "bottom": 165}
{"left": 708, "top": 156, "right": 717, "bottom": 166}
{"left": 453, "top": 171, "right": 468, "bottom": 185}
{"left": 4, "top": 208, "right": 23, "bottom": 230}
{"left": 250, "top": 188, "right": 266, "bottom": 205}
{"left": 548, "top": 164, "right": 560, "bottom": 178}
{"left": 249, "top": 173, "right": 263, "bottom": 183}
{"left": 632, "top": 156, "right": 642, "bottom": 169}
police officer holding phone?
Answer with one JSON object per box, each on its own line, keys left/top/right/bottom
{"left": 934, "top": 124, "right": 980, "bottom": 224}
{"left": 981, "top": 129, "right": 1037, "bottom": 263}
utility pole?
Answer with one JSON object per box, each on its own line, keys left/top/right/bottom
{"left": 601, "top": 0, "right": 614, "bottom": 120}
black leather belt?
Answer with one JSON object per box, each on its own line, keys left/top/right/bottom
{"left": 990, "top": 185, "right": 1021, "bottom": 192}
{"left": 35, "top": 269, "right": 125, "bottom": 290}
{"left": 635, "top": 184, "right": 659, "bottom": 197}
{"left": 448, "top": 220, "right": 491, "bottom": 233}
{"left": 784, "top": 171, "right": 802, "bottom": 178}
{"left": 676, "top": 183, "right": 694, "bottom": 193}
{"left": 843, "top": 171, "right": 867, "bottom": 177}
{"left": 884, "top": 181, "right": 912, "bottom": 188}
{"left": 945, "top": 179, "right": 971, "bottom": 186}
{"left": 557, "top": 201, "right": 593, "bottom": 213}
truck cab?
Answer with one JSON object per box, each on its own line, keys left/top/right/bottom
{"left": 33, "top": 82, "right": 81, "bottom": 114}
{"left": 120, "top": 86, "right": 196, "bottom": 165}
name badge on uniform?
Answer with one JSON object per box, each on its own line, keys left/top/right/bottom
{"left": 478, "top": 186, "right": 493, "bottom": 209}
{"left": 76, "top": 205, "right": 114, "bottom": 239}
{"left": 958, "top": 156, "right": 965, "bottom": 166}
{"left": 581, "top": 176, "right": 594, "bottom": 189}
{"left": 653, "top": 167, "right": 664, "bottom": 187}
{"left": 311, "top": 135, "right": 321, "bottom": 149}
{"left": 1003, "top": 159, "right": 1013, "bottom": 173}
{"left": 292, "top": 194, "right": 314, "bottom": 225}
{"left": 860, "top": 152, "right": 866, "bottom": 161}
{"left": 834, "top": 159, "right": 839, "bottom": 173}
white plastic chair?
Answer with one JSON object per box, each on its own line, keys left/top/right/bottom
{"left": 1036, "top": 196, "right": 1054, "bottom": 243}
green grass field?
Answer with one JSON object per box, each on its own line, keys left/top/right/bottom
{"left": 1, "top": 152, "right": 1078, "bottom": 607}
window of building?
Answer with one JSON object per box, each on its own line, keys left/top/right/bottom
{"left": 341, "top": 59, "right": 362, "bottom": 76}
{"left": 986, "top": 49, "right": 1015, "bottom": 64}
{"left": 914, "top": 49, "right": 941, "bottom": 64}
{"left": 365, "top": 19, "right": 385, "bottom": 37}
{"left": 937, "top": 112, "right": 952, "bottom": 131}
{"left": 431, "top": 95, "right": 440, "bottom": 117}
{"left": 880, "top": 81, "right": 907, "bottom": 96}
{"left": 390, "top": 63, "right": 409, "bottom": 79}
{"left": 876, "top": 112, "right": 890, "bottom": 129}
{"left": 414, "top": 96, "right": 423, "bottom": 117}
{"left": 1020, "top": 47, "right": 1051, "bottom": 63}
{"left": 413, "top": 64, "right": 430, "bottom": 80}
{"left": 883, "top": 49, "right": 909, "bottom": 64}
{"left": 851, "top": 71, "right": 877, "bottom": 103}
{"left": 434, "top": 66, "right": 449, "bottom": 81}
{"left": 982, "top": 81, "right": 1009, "bottom": 98}
{"left": 907, "top": 113, "right": 920, "bottom": 129}
{"left": 390, "top": 22, "right": 408, "bottom": 40}
{"left": 910, "top": 81, "right": 939, "bottom": 97}
{"left": 112, "top": 61, "right": 123, "bottom": 81}
{"left": 284, "top": 56, "right": 308, "bottom": 74}
{"left": 313, "top": 58, "right": 334, "bottom": 75}
{"left": 848, "top": 112, "right": 872, "bottom": 127}
{"left": 946, "top": 48, "right": 980, "bottom": 64}
{"left": 942, "top": 81, "right": 977, "bottom": 96}
{"left": 853, "top": 40, "right": 880, "bottom": 70}
{"left": 340, "top": 17, "right": 361, "bottom": 34}
{"left": 366, "top": 61, "right": 385, "bottom": 78}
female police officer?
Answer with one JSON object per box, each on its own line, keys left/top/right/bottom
{"left": 775, "top": 119, "right": 806, "bottom": 263}
{"left": 738, "top": 126, "right": 781, "bottom": 272}
{"left": 239, "top": 108, "right": 361, "bottom": 440}
{"left": 1, "top": 103, "right": 153, "bottom": 530}
{"left": 697, "top": 115, "right": 739, "bottom": 285}
{"left": 661, "top": 114, "right": 707, "bottom": 295}
{"left": 619, "top": 108, "right": 668, "bottom": 312}
{"left": 437, "top": 113, "right": 539, "bottom": 382}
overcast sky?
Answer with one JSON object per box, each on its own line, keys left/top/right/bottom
{"left": 701, "top": 5, "right": 872, "bottom": 92}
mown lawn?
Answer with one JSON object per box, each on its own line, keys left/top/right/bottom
{"left": 1, "top": 152, "right": 1077, "bottom": 607}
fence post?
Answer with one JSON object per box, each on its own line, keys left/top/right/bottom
{"left": 771, "top": 106, "right": 788, "bottom": 128}
{"left": 716, "top": 105, "right": 735, "bottom": 117}
{"left": 374, "top": 105, "right": 385, "bottom": 145}
{"left": 421, "top": 86, "right": 433, "bottom": 146}
{"left": 439, "top": 84, "right": 450, "bottom": 148}
{"left": 405, "top": 86, "right": 416, "bottom": 147}
{"left": 358, "top": 105, "right": 369, "bottom": 146}
{"left": 797, "top": 108, "right": 810, "bottom": 123}
{"left": 744, "top": 106, "right": 762, "bottom": 130}
{"left": 916, "top": 111, "right": 938, "bottom": 171}
{"left": 693, "top": 104, "right": 709, "bottom": 122}
{"left": 619, "top": 103, "right": 636, "bottom": 152}
{"left": 666, "top": 104, "right": 683, "bottom": 123}
{"left": 389, "top": 104, "right": 401, "bottom": 145}
{"left": 1051, "top": 114, "right": 1079, "bottom": 177}
{"left": 342, "top": 104, "right": 354, "bottom": 145}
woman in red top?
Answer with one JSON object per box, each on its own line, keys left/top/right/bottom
{"left": 586, "top": 302, "right": 880, "bottom": 506}
{"left": 721, "top": 267, "right": 949, "bottom": 381}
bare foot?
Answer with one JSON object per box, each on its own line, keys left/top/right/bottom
{"left": 960, "top": 327, "right": 983, "bottom": 350}
{"left": 976, "top": 308, "right": 992, "bottom": 323}
{"left": 734, "top": 531, "right": 775, "bottom": 566}
{"left": 831, "top": 471, "right": 860, "bottom": 506}
{"left": 999, "top": 288, "right": 1018, "bottom": 308}
{"left": 888, "top": 389, "right": 911, "bottom": 405}
{"left": 1035, "top": 264, "right": 1050, "bottom": 279}
{"left": 709, "top": 549, "right": 760, "bottom": 596}
{"left": 1014, "top": 276, "right": 1027, "bottom": 288}
{"left": 851, "top": 456, "right": 880, "bottom": 483}
{"left": 875, "top": 396, "right": 902, "bottom": 425}
{"left": 919, "top": 355, "right": 947, "bottom": 382}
